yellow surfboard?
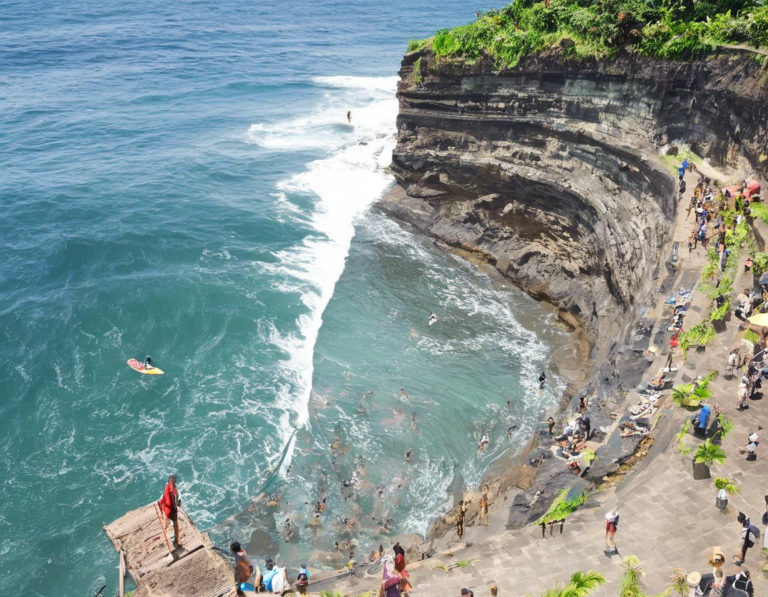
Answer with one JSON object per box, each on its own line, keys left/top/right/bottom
{"left": 127, "top": 359, "right": 164, "bottom": 375}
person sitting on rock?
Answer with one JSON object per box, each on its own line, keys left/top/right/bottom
{"left": 648, "top": 371, "right": 666, "bottom": 391}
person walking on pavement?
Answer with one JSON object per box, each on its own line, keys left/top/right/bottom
{"left": 732, "top": 570, "right": 755, "bottom": 596}
{"left": 734, "top": 512, "right": 759, "bottom": 565}
{"left": 604, "top": 508, "right": 619, "bottom": 551}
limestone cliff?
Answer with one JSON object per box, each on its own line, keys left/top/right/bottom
{"left": 381, "top": 46, "right": 768, "bottom": 363}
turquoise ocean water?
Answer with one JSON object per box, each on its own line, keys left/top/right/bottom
{"left": 0, "top": 1, "right": 575, "bottom": 594}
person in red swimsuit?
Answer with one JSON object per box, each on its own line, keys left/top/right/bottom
{"left": 159, "top": 474, "right": 182, "bottom": 548}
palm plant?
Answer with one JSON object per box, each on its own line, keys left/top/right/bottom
{"left": 529, "top": 570, "right": 606, "bottom": 597}
{"left": 671, "top": 384, "right": 705, "bottom": 408}
{"left": 675, "top": 419, "right": 691, "bottom": 447}
{"left": 716, "top": 413, "right": 734, "bottom": 439}
{"left": 432, "top": 562, "right": 451, "bottom": 574}
{"left": 454, "top": 558, "right": 477, "bottom": 568}
{"left": 692, "top": 383, "right": 712, "bottom": 401}
{"left": 670, "top": 569, "right": 688, "bottom": 597}
{"left": 714, "top": 477, "right": 741, "bottom": 495}
{"left": 620, "top": 555, "right": 644, "bottom": 597}
{"left": 618, "top": 556, "right": 673, "bottom": 597}
{"left": 695, "top": 439, "right": 727, "bottom": 468}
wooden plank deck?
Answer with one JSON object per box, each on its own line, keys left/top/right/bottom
{"left": 105, "top": 503, "right": 236, "bottom": 597}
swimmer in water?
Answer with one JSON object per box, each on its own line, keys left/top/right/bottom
{"left": 428, "top": 312, "right": 437, "bottom": 326}
{"left": 507, "top": 424, "right": 517, "bottom": 437}
{"left": 404, "top": 449, "right": 413, "bottom": 462}
{"left": 412, "top": 412, "right": 417, "bottom": 430}
{"left": 347, "top": 111, "right": 352, "bottom": 123}
{"left": 478, "top": 430, "right": 490, "bottom": 452}
{"left": 538, "top": 371, "right": 547, "bottom": 390}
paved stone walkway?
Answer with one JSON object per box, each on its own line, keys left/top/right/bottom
{"left": 323, "top": 163, "right": 768, "bottom": 596}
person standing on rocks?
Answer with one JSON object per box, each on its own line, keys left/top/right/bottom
{"left": 547, "top": 417, "right": 555, "bottom": 437}
{"left": 456, "top": 499, "right": 470, "bottom": 540}
{"left": 479, "top": 490, "right": 489, "bottom": 526}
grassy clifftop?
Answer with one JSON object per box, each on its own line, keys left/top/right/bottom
{"left": 408, "top": 0, "right": 768, "bottom": 68}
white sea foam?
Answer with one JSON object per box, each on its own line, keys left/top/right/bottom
{"left": 313, "top": 75, "right": 399, "bottom": 92}
{"left": 246, "top": 75, "right": 397, "bottom": 151}
{"left": 250, "top": 76, "right": 397, "bottom": 459}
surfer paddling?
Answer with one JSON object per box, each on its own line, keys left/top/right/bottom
{"left": 428, "top": 312, "right": 437, "bottom": 326}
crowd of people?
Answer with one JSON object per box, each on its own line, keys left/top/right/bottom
{"left": 145, "top": 164, "right": 768, "bottom": 597}
{"left": 226, "top": 539, "right": 412, "bottom": 596}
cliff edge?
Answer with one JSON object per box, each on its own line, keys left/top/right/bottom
{"left": 381, "top": 46, "right": 768, "bottom": 365}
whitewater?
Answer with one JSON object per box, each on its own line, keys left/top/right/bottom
{"left": 247, "top": 75, "right": 398, "bottom": 453}
{"left": 0, "top": 0, "right": 574, "bottom": 593}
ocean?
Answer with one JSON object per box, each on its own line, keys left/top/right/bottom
{"left": 0, "top": 1, "right": 575, "bottom": 594}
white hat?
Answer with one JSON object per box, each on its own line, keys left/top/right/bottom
{"left": 749, "top": 433, "right": 759, "bottom": 442}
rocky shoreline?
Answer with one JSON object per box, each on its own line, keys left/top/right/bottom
{"left": 369, "top": 44, "right": 768, "bottom": 555}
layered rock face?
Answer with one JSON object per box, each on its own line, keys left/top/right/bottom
{"left": 382, "top": 47, "right": 768, "bottom": 360}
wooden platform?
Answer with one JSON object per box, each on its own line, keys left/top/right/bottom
{"left": 105, "top": 503, "right": 235, "bottom": 597}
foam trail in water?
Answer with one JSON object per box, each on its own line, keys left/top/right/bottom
{"left": 253, "top": 77, "right": 397, "bottom": 451}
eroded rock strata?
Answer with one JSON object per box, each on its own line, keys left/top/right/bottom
{"left": 381, "top": 47, "right": 768, "bottom": 529}
{"left": 383, "top": 47, "right": 768, "bottom": 361}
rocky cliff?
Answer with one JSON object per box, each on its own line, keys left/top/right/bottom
{"left": 381, "top": 46, "right": 768, "bottom": 363}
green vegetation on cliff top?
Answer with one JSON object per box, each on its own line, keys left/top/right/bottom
{"left": 408, "top": 0, "right": 768, "bottom": 68}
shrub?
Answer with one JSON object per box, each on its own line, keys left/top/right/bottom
{"left": 716, "top": 413, "right": 735, "bottom": 439}
{"left": 726, "top": 221, "right": 754, "bottom": 250}
{"left": 408, "top": 38, "right": 428, "bottom": 53}
{"left": 413, "top": 57, "right": 423, "bottom": 84}
{"left": 424, "top": 2, "right": 768, "bottom": 69}
{"left": 678, "top": 322, "right": 716, "bottom": 357}
{"left": 753, "top": 252, "right": 768, "bottom": 276}
{"left": 710, "top": 298, "right": 731, "bottom": 321}
{"left": 750, "top": 201, "right": 768, "bottom": 225}
{"left": 536, "top": 489, "right": 588, "bottom": 525}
